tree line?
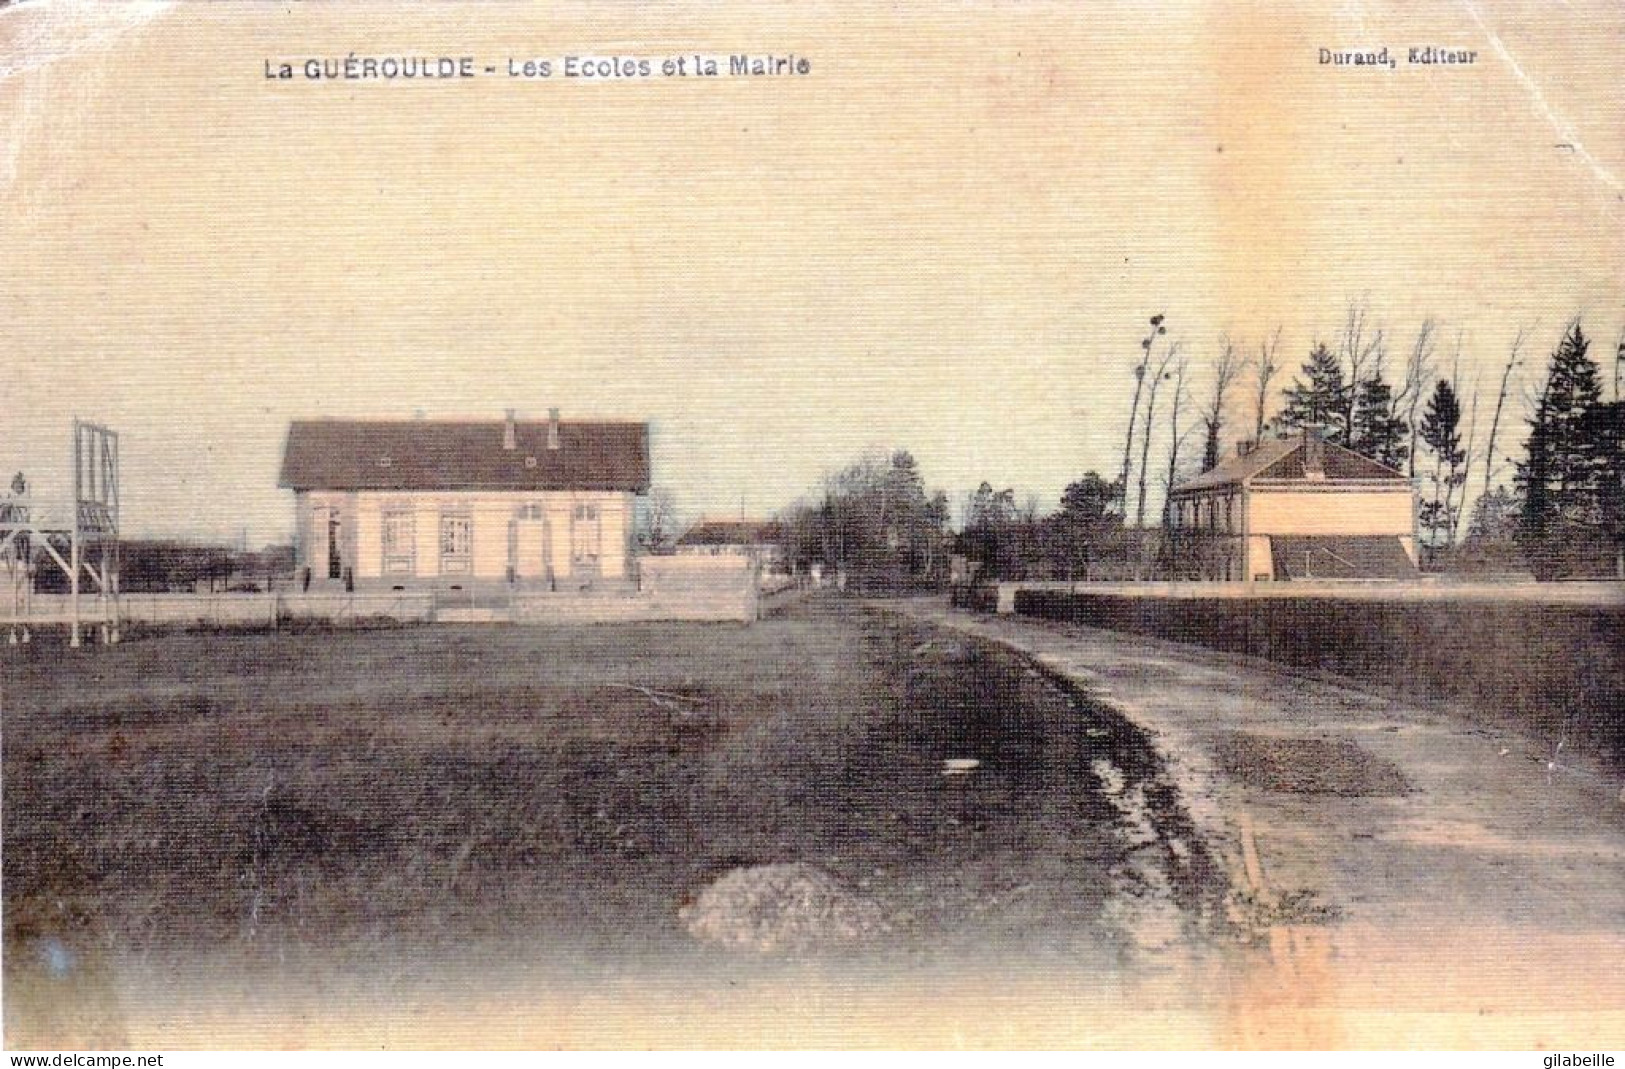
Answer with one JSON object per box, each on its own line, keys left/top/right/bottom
{"left": 772, "top": 304, "right": 1624, "bottom": 585}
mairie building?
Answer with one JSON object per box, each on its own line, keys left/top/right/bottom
{"left": 1165, "top": 427, "right": 1418, "bottom": 582}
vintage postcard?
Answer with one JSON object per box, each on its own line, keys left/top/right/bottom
{"left": 2, "top": 0, "right": 1622, "bottom": 1053}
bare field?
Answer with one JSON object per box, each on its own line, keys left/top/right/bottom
{"left": 1, "top": 601, "right": 1225, "bottom": 1047}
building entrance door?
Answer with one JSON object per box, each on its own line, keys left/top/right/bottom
{"left": 571, "top": 503, "right": 601, "bottom": 579}
{"left": 512, "top": 512, "right": 549, "bottom": 582}
{"left": 325, "top": 511, "right": 343, "bottom": 580}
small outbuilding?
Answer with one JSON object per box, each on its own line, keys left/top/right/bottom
{"left": 675, "top": 518, "right": 784, "bottom": 567}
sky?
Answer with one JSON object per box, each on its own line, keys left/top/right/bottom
{"left": 3, "top": 0, "right": 1623, "bottom": 544}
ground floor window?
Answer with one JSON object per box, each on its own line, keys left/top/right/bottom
{"left": 382, "top": 509, "right": 415, "bottom": 575}
{"left": 440, "top": 513, "right": 473, "bottom": 575}
{"left": 572, "top": 503, "right": 600, "bottom": 568}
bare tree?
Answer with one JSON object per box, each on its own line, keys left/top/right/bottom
{"left": 638, "top": 486, "right": 680, "bottom": 551}
{"left": 1614, "top": 324, "right": 1624, "bottom": 402}
{"left": 1443, "top": 332, "right": 1471, "bottom": 545}
{"left": 1162, "top": 346, "right": 1194, "bottom": 523}
{"left": 1119, "top": 315, "right": 1168, "bottom": 512}
{"left": 1394, "top": 317, "right": 1439, "bottom": 478}
{"left": 1339, "top": 300, "right": 1387, "bottom": 441}
{"left": 1480, "top": 327, "right": 1527, "bottom": 500}
{"left": 1456, "top": 378, "right": 1481, "bottom": 545}
{"left": 1251, "top": 326, "right": 1283, "bottom": 441}
{"left": 1137, "top": 340, "right": 1182, "bottom": 529}
{"left": 1200, "top": 333, "right": 1245, "bottom": 471}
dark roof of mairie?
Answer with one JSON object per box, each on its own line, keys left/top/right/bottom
{"left": 677, "top": 519, "right": 784, "bottom": 546}
{"left": 278, "top": 419, "right": 651, "bottom": 493}
{"left": 1173, "top": 435, "right": 1407, "bottom": 493}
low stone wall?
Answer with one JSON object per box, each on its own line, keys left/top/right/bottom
{"left": 506, "top": 557, "right": 761, "bottom": 624}
{"left": 8, "top": 557, "right": 764, "bottom": 630}
{"left": 997, "top": 578, "right": 1625, "bottom": 613}
{"left": 509, "top": 594, "right": 671, "bottom": 625}
{"left": 1013, "top": 585, "right": 1625, "bottom": 763}
{"left": 11, "top": 592, "right": 437, "bottom": 626}
{"left": 638, "top": 554, "right": 760, "bottom": 622}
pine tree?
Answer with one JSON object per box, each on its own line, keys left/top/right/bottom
{"left": 1418, "top": 379, "right": 1465, "bottom": 556}
{"left": 1515, "top": 322, "right": 1605, "bottom": 575}
{"left": 1351, "top": 371, "right": 1410, "bottom": 469}
{"left": 1579, "top": 399, "right": 1625, "bottom": 577}
{"left": 1275, "top": 342, "right": 1349, "bottom": 443}
{"left": 1465, "top": 486, "right": 1519, "bottom": 545}
{"left": 1459, "top": 485, "right": 1524, "bottom": 572}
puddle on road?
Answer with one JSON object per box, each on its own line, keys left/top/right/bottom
{"left": 1215, "top": 734, "right": 1409, "bottom": 796}
{"left": 901, "top": 630, "right": 1234, "bottom": 969}
{"left": 1091, "top": 756, "right": 1194, "bottom": 958}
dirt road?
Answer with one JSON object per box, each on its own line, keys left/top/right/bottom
{"left": 891, "top": 600, "right": 1625, "bottom": 1048}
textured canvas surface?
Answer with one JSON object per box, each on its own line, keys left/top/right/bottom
{"left": 3, "top": 0, "right": 1623, "bottom": 1052}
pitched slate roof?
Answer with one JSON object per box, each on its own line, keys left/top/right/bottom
{"left": 1271, "top": 536, "right": 1418, "bottom": 580}
{"left": 278, "top": 419, "right": 651, "bottom": 492}
{"left": 1173, "top": 435, "right": 1408, "bottom": 493}
{"left": 1171, "top": 437, "right": 1300, "bottom": 492}
{"left": 677, "top": 519, "right": 784, "bottom": 546}
{"left": 1255, "top": 443, "right": 1407, "bottom": 482}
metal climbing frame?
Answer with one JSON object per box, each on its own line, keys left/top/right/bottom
{"left": 1, "top": 419, "right": 122, "bottom": 648}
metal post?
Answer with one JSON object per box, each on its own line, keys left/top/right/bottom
{"left": 7, "top": 546, "right": 16, "bottom": 646}
{"left": 99, "top": 544, "right": 110, "bottom": 644}
{"left": 70, "top": 419, "right": 82, "bottom": 648}
{"left": 109, "top": 431, "right": 120, "bottom": 642}
{"left": 69, "top": 531, "right": 81, "bottom": 648}
{"left": 20, "top": 545, "right": 30, "bottom": 643}
{"left": 109, "top": 538, "right": 120, "bottom": 644}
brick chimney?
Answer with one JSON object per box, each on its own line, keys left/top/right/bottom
{"left": 503, "top": 409, "right": 517, "bottom": 450}
{"left": 547, "top": 408, "right": 561, "bottom": 451}
{"left": 1236, "top": 439, "right": 1255, "bottom": 458}
{"left": 1302, "top": 424, "right": 1326, "bottom": 477}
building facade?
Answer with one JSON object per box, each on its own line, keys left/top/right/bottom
{"left": 1166, "top": 428, "right": 1418, "bottom": 581}
{"left": 278, "top": 411, "right": 650, "bottom": 590}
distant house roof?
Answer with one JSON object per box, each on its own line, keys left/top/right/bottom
{"left": 1173, "top": 434, "right": 1407, "bottom": 493}
{"left": 677, "top": 519, "right": 784, "bottom": 546}
{"left": 278, "top": 419, "right": 651, "bottom": 493}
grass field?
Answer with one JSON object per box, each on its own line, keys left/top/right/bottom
{"left": 2, "top": 601, "right": 1223, "bottom": 1044}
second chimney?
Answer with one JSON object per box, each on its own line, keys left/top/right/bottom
{"left": 1302, "top": 424, "right": 1326, "bottom": 476}
{"left": 547, "top": 408, "right": 561, "bottom": 451}
{"left": 503, "top": 409, "right": 517, "bottom": 450}
{"left": 1236, "top": 439, "right": 1255, "bottom": 458}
